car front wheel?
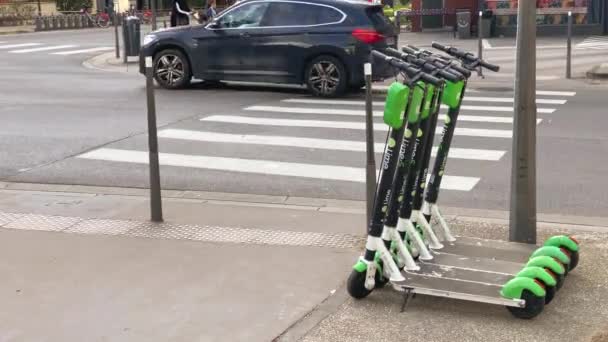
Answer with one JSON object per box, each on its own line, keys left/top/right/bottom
{"left": 153, "top": 49, "right": 192, "bottom": 89}
{"left": 305, "top": 55, "right": 347, "bottom": 98}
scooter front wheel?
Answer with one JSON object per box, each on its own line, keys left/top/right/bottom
{"left": 347, "top": 269, "right": 373, "bottom": 299}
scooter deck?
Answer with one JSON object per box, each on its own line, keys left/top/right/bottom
{"left": 421, "top": 252, "right": 524, "bottom": 275}
{"left": 392, "top": 272, "right": 524, "bottom": 308}
{"left": 432, "top": 241, "right": 533, "bottom": 264}
{"left": 454, "top": 236, "right": 538, "bottom": 254}
{"left": 407, "top": 262, "right": 513, "bottom": 285}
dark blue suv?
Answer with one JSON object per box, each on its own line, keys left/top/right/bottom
{"left": 139, "top": 0, "right": 397, "bottom": 97}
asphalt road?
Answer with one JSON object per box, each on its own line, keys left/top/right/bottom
{"left": 1, "top": 29, "right": 608, "bottom": 218}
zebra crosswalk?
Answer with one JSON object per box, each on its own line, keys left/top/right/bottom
{"left": 576, "top": 36, "right": 608, "bottom": 50}
{"left": 0, "top": 42, "right": 112, "bottom": 56}
{"left": 73, "top": 89, "right": 576, "bottom": 195}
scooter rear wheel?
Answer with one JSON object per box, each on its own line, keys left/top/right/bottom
{"left": 506, "top": 290, "right": 545, "bottom": 319}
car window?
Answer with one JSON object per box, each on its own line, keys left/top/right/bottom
{"left": 262, "top": 2, "right": 342, "bottom": 27}
{"left": 217, "top": 2, "right": 269, "bottom": 28}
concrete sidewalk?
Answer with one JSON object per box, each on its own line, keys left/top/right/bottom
{"left": 0, "top": 25, "right": 34, "bottom": 35}
{"left": 0, "top": 182, "right": 365, "bottom": 342}
{"left": 1, "top": 181, "right": 608, "bottom": 341}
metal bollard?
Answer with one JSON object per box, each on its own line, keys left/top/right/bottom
{"left": 477, "top": 11, "right": 483, "bottom": 78}
{"left": 35, "top": 16, "right": 43, "bottom": 31}
{"left": 43, "top": 16, "right": 50, "bottom": 30}
{"left": 59, "top": 15, "right": 66, "bottom": 29}
{"left": 50, "top": 16, "right": 56, "bottom": 30}
{"left": 566, "top": 11, "right": 572, "bottom": 79}
{"left": 114, "top": 12, "right": 120, "bottom": 59}
{"left": 81, "top": 15, "right": 87, "bottom": 28}
{"left": 144, "top": 55, "right": 164, "bottom": 223}
{"left": 364, "top": 58, "right": 376, "bottom": 227}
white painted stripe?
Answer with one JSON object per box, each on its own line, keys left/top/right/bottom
{"left": 158, "top": 129, "right": 506, "bottom": 161}
{"left": 202, "top": 115, "right": 515, "bottom": 138}
{"left": 536, "top": 90, "right": 576, "bottom": 96}
{"left": 444, "top": 127, "right": 512, "bottom": 138}
{"left": 246, "top": 105, "right": 555, "bottom": 116}
{"left": 51, "top": 47, "right": 113, "bottom": 55}
{"left": 482, "top": 39, "right": 491, "bottom": 49}
{"left": 77, "top": 148, "right": 480, "bottom": 190}
{"left": 372, "top": 86, "right": 575, "bottom": 97}
{"left": 464, "top": 96, "right": 566, "bottom": 105}
{"left": 246, "top": 105, "right": 383, "bottom": 116}
{"left": 283, "top": 97, "right": 566, "bottom": 106}
{"left": 9, "top": 44, "right": 77, "bottom": 53}
{"left": 0, "top": 43, "right": 42, "bottom": 49}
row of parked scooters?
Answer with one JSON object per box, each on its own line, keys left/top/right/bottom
{"left": 347, "top": 43, "right": 580, "bottom": 319}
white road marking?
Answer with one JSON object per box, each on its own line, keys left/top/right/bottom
{"left": 536, "top": 91, "right": 576, "bottom": 96}
{"left": 0, "top": 43, "right": 42, "bottom": 49}
{"left": 246, "top": 105, "right": 555, "bottom": 115}
{"left": 283, "top": 97, "right": 567, "bottom": 105}
{"left": 201, "top": 115, "right": 515, "bottom": 138}
{"left": 158, "top": 129, "right": 506, "bottom": 161}
{"left": 51, "top": 47, "right": 113, "bottom": 55}
{"left": 77, "top": 148, "right": 480, "bottom": 191}
{"left": 482, "top": 39, "right": 491, "bottom": 49}
{"left": 9, "top": 44, "right": 78, "bottom": 53}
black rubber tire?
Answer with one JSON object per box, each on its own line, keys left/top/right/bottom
{"left": 555, "top": 272, "right": 565, "bottom": 290}
{"left": 569, "top": 250, "right": 579, "bottom": 270}
{"left": 507, "top": 290, "right": 545, "bottom": 319}
{"left": 347, "top": 269, "right": 373, "bottom": 299}
{"left": 153, "top": 49, "right": 192, "bottom": 90}
{"left": 544, "top": 285, "right": 556, "bottom": 305}
{"left": 304, "top": 55, "right": 348, "bottom": 98}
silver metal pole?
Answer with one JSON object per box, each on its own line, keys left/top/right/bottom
{"left": 145, "top": 56, "right": 164, "bottom": 223}
{"left": 364, "top": 60, "right": 376, "bottom": 228}
{"left": 114, "top": 12, "right": 120, "bottom": 59}
{"left": 151, "top": 0, "right": 157, "bottom": 31}
{"left": 566, "top": 11, "right": 572, "bottom": 79}
{"left": 477, "top": 10, "right": 483, "bottom": 78}
{"left": 509, "top": 0, "right": 537, "bottom": 244}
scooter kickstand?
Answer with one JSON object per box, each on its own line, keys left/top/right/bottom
{"left": 400, "top": 287, "right": 416, "bottom": 313}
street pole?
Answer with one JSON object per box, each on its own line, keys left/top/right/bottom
{"left": 364, "top": 60, "right": 376, "bottom": 229}
{"left": 509, "top": 0, "right": 537, "bottom": 244}
{"left": 566, "top": 11, "right": 572, "bottom": 79}
{"left": 37, "top": 0, "right": 41, "bottom": 17}
{"left": 477, "top": 10, "right": 483, "bottom": 78}
{"left": 145, "top": 56, "right": 164, "bottom": 223}
{"left": 151, "top": 0, "right": 157, "bottom": 31}
{"left": 114, "top": 12, "right": 120, "bottom": 59}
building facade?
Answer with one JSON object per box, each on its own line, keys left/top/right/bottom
{"left": 409, "top": 0, "right": 607, "bottom": 35}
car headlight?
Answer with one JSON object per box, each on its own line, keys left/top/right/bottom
{"left": 143, "top": 34, "right": 158, "bottom": 46}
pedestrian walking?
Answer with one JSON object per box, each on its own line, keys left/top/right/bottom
{"left": 170, "top": 0, "right": 193, "bottom": 27}
{"left": 206, "top": 0, "right": 217, "bottom": 19}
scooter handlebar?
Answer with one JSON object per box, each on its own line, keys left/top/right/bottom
{"left": 370, "top": 50, "right": 443, "bottom": 86}
{"left": 431, "top": 41, "right": 500, "bottom": 72}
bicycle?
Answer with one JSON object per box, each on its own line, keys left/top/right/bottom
{"left": 80, "top": 6, "right": 111, "bottom": 28}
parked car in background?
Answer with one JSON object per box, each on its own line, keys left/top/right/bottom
{"left": 140, "top": 0, "right": 397, "bottom": 97}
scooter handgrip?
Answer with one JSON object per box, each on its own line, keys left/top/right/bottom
{"left": 420, "top": 73, "right": 443, "bottom": 86}
{"left": 480, "top": 60, "right": 500, "bottom": 72}
{"left": 437, "top": 69, "right": 462, "bottom": 82}
{"left": 401, "top": 46, "right": 417, "bottom": 55}
{"left": 370, "top": 49, "right": 389, "bottom": 61}
{"left": 431, "top": 42, "right": 449, "bottom": 52}
{"left": 447, "top": 64, "right": 471, "bottom": 78}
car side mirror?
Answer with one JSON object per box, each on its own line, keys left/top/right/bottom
{"left": 208, "top": 19, "right": 221, "bottom": 29}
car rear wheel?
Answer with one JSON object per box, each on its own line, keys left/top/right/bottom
{"left": 153, "top": 49, "right": 192, "bottom": 89}
{"left": 305, "top": 55, "right": 347, "bottom": 98}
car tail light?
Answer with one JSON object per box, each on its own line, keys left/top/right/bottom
{"left": 352, "top": 28, "right": 384, "bottom": 44}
